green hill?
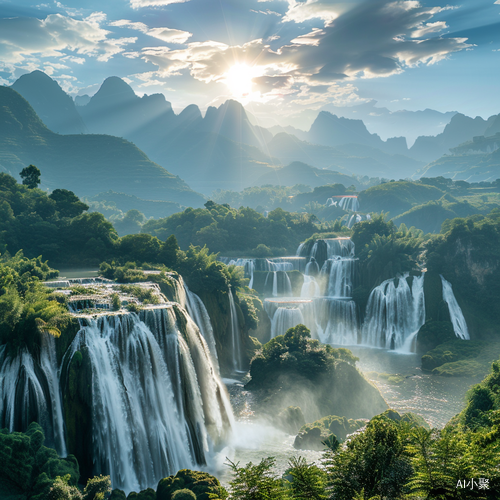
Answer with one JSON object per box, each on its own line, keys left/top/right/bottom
{"left": 0, "top": 87, "right": 205, "bottom": 207}
{"left": 358, "top": 181, "right": 444, "bottom": 217}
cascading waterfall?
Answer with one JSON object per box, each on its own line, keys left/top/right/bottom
{"left": 271, "top": 308, "right": 305, "bottom": 338}
{"left": 184, "top": 285, "right": 219, "bottom": 362}
{"left": 314, "top": 298, "right": 358, "bottom": 345}
{"left": 361, "top": 274, "right": 425, "bottom": 351}
{"left": 0, "top": 333, "right": 67, "bottom": 456}
{"left": 264, "top": 299, "right": 316, "bottom": 339}
{"left": 301, "top": 275, "right": 320, "bottom": 298}
{"left": 228, "top": 289, "right": 244, "bottom": 373}
{"left": 338, "top": 196, "right": 360, "bottom": 212}
{"left": 64, "top": 307, "right": 233, "bottom": 493}
{"left": 440, "top": 275, "right": 470, "bottom": 340}
{"left": 320, "top": 257, "right": 355, "bottom": 297}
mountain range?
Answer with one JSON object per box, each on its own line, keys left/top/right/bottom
{"left": 0, "top": 86, "right": 205, "bottom": 207}
{"left": 5, "top": 70, "right": 500, "bottom": 196}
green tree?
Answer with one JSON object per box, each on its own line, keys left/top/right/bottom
{"left": 49, "top": 189, "right": 89, "bottom": 218}
{"left": 286, "top": 456, "right": 327, "bottom": 500}
{"left": 227, "top": 457, "right": 291, "bottom": 500}
{"left": 20, "top": 164, "right": 41, "bottom": 189}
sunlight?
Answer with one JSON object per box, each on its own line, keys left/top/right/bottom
{"left": 223, "top": 63, "right": 257, "bottom": 98}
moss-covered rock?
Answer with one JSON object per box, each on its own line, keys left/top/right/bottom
{"left": 109, "top": 489, "right": 127, "bottom": 500}
{"left": 275, "top": 406, "right": 306, "bottom": 435}
{"left": 127, "top": 488, "right": 156, "bottom": 500}
{"left": 61, "top": 346, "right": 93, "bottom": 482}
{"left": 293, "top": 415, "right": 366, "bottom": 450}
{"left": 421, "top": 339, "right": 500, "bottom": 377}
{"left": 416, "top": 320, "right": 455, "bottom": 353}
{"left": 172, "top": 489, "right": 197, "bottom": 500}
{"left": 156, "top": 469, "right": 226, "bottom": 500}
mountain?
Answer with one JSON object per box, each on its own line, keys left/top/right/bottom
{"left": 256, "top": 161, "right": 361, "bottom": 189}
{"left": 0, "top": 87, "right": 205, "bottom": 206}
{"left": 410, "top": 113, "right": 497, "bottom": 163}
{"left": 318, "top": 101, "right": 457, "bottom": 144}
{"left": 78, "top": 76, "right": 177, "bottom": 147}
{"left": 11, "top": 70, "right": 86, "bottom": 134}
{"left": 266, "top": 133, "right": 423, "bottom": 179}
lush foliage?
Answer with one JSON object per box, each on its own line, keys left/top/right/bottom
{"left": 0, "top": 252, "right": 67, "bottom": 352}
{"left": 142, "top": 201, "right": 319, "bottom": 255}
{"left": 249, "top": 324, "right": 358, "bottom": 387}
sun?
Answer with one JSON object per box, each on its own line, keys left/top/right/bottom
{"left": 223, "top": 64, "right": 257, "bottom": 98}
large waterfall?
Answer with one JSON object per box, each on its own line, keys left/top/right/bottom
{"left": 0, "top": 304, "right": 233, "bottom": 494}
{"left": 361, "top": 275, "right": 426, "bottom": 351}
{"left": 225, "top": 237, "right": 469, "bottom": 352}
{"left": 0, "top": 333, "right": 67, "bottom": 457}
{"left": 440, "top": 275, "right": 470, "bottom": 340}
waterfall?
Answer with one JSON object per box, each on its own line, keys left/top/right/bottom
{"left": 440, "top": 276, "right": 470, "bottom": 340}
{"left": 338, "top": 196, "right": 360, "bottom": 212}
{"left": 301, "top": 275, "right": 320, "bottom": 298}
{"left": 321, "top": 257, "right": 355, "bottom": 297}
{"left": 184, "top": 285, "right": 219, "bottom": 362}
{"left": 228, "top": 289, "right": 244, "bottom": 373}
{"left": 314, "top": 298, "right": 358, "bottom": 345}
{"left": 0, "top": 334, "right": 67, "bottom": 456}
{"left": 264, "top": 299, "right": 316, "bottom": 339}
{"left": 227, "top": 259, "right": 255, "bottom": 289}
{"left": 361, "top": 274, "right": 425, "bottom": 350}
{"left": 305, "top": 258, "right": 320, "bottom": 276}
{"left": 64, "top": 307, "right": 233, "bottom": 493}
{"left": 270, "top": 308, "right": 305, "bottom": 338}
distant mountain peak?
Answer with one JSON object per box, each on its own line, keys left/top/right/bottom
{"left": 11, "top": 70, "right": 86, "bottom": 134}
{"left": 89, "top": 76, "right": 137, "bottom": 106}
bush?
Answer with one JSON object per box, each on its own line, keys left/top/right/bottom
{"left": 172, "top": 489, "right": 197, "bottom": 500}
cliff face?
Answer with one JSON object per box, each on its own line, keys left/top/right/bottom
{"left": 427, "top": 219, "right": 500, "bottom": 336}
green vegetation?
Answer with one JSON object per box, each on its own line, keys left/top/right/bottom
{"left": 0, "top": 423, "right": 110, "bottom": 500}
{"left": 20, "top": 164, "right": 41, "bottom": 189}
{"left": 248, "top": 325, "right": 387, "bottom": 420}
{"left": 421, "top": 339, "right": 500, "bottom": 377}
{"left": 156, "top": 469, "right": 227, "bottom": 500}
{"left": 142, "top": 201, "right": 318, "bottom": 255}
{"left": 0, "top": 253, "right": 67, "bottom": 353}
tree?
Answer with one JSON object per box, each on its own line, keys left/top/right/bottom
{"left": 20, "top": 164, "right": 41, "bottom": 189}
{"left": 227, "top": 457, "right": 290, "bottom": 500}
{"left": 49, "top": 189, "right": 89, "bottom": 218}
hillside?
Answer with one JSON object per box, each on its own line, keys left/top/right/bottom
{"left": 0, "top": 87, "right": 205, "bottom": 206}
{"left": 358, "top": 181, "right": 444, "bottom": 217}
{"left": 256, "top": 161, "right": 360, "bottom": 189}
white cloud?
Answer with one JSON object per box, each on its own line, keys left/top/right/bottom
{"left": 0, "top": 13, "right": 136, "bottom": 65}
{"left": 130, "top": 0, "right": 190, "bottom": 9}
{"left": 283, "top": 0, "right": 339, "bottom": 24}
{"left": 411, "top": 21, "right": 448, "bottom": 38}
{"left": 147, "top": 28, "right": 192, "bottom": 44}
{"left": 109, "top": 19, "right": 192, "bottom": 44}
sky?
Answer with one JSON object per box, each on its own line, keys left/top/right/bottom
{"left": 0, "top": 0, "right": 499, "bottom": 129}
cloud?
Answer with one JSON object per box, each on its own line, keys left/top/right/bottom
{"left": 283, "top": 0, "right": 340, "bottom": 24}
{"left": 128, "top": 0, "right": 470, "bottom": 107}
{"left": 130, "top": 0, "right": 190, "bottom": 8}
{"left": 0, "top": 12, "right": 135, "bottom": 66}
{"left": 110, "top": 19, "right": 192, "bottom": 44}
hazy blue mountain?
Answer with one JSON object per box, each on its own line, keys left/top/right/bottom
{"left": 319, "top": 101, "right": 457, "bottom": 144}
{"left": 256, "top": 161, "right": 361, "bottom": 189}
{"left": 267, "top": 132, "right": 423, "bottom": 179}
{"left": 0, "top": 87, "right": 205, "bottom": 206}
{"left": 11, "top": 70, "right": 86, "bottom": 134}
{"left": 78, "top": 76, "right": 177, "bottom": 145}
{"left": 419, "top": 134, "right": 500, "bottom": 182}
{"left": 410, "top": 113, "right": 496, "bottom": 163}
